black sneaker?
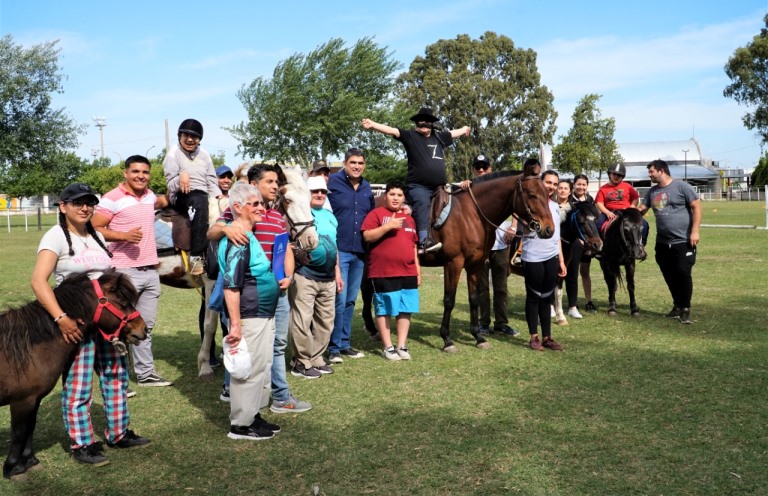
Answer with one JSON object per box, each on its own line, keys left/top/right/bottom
{"left": 107, "top": 430, "right": 151, "bottom": 449}
{"left": 290, "top": 362, "right": 322, "bottom": 379}
{"left": 494, "top": 325, "right": 520, "bottom": 337}
{"left": 420, "top": 238, "right": 442, "bottom": 254}
{"left": 679, "top": 308, "right": 693, "bottom": 324}
{"left": 71, "top": 442, "right": 110, "bottom": 466}
{"left": 252, "top": 413, "right": 281, "bottom": 433}
{"left": 340, "top": 348, "right": 364, "bottom": 359}
{"left": 220, "top": 384, "right": 230, "bottom": 402}
{"left": 585, "top": 301, "right": 597, "bottom": 313}
{"left": 126, "top": 387, "right": 137, "bottom": 398}
{"left": 666, "top": 307, "right": 682, "bottom": 318}
{"left": 477, "top": 326, "right": 490, "bottom": 336}
{"left": 315, "top": 364, "right": 334, "bottom": 375}
{"left": 227, "top": 424, "right": 274, "bottom": 441}
{"left": 137, "top": 372, "right": 172, "bottom": 387}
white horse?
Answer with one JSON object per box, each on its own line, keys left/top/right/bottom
{"left": 155, "top": 164, "right": 317, "bottom": 378}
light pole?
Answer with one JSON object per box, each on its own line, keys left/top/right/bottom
{"left": 92, "top": 116, "right": 106, "bottom": 158}
{"left": 682, "top": 149, "right": 689, "bottom": 182}
{"left": 146, "top": 145, "right": 155, "bottom": 157}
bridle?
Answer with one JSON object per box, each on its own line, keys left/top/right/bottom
{"left": 468, "top": 175, "right": 543, "bottom": 234}
{"left": 614, "top": 212, "right": 643, "bottom": 260}
{"left": 272, "top": 192, "right": 315, "bottom": 253}
{"left": 91, "top": 279, "right": 141, "bottom": 347}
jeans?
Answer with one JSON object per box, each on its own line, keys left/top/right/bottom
{"left": 406, "top": 183, "right": 434, "bottom": 242}
{"left": 329, "top": 251, "right": 365, "bottom": 354}
{"left": 271, "top": 292, "right": 290, "bottom": 401}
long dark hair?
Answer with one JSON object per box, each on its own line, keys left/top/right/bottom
{"left": 58, "top": 211, "right": 112, "bottom": 258}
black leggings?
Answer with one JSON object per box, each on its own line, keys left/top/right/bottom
{"left": 564, "top": 241, "right": 584, "bottom": 308}
{"left": 523, "top": 256, "right": 560, "bottom": 337}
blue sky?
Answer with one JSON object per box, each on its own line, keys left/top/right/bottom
{"left": 2, "top": 0, "right": 767, "bottom": 170}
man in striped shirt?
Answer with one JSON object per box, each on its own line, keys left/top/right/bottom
{"left": 93, "top": 155, "right": 172, "bottom": 388}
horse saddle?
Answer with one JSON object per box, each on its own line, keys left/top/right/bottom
{"left": 155, "top": 207, "right": 191, "bottom": 253}
{"left": 600, "top": 213, "right": 621, "bottom": 239}
{"left": 430, "top": 184, "right": 458, "bottom": 230}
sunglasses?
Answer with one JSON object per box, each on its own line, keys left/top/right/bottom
{"left": 310, "top": 189, "right": 328, "bottom": 195}
{"left": 70, "top": 200, "right": 98, "bottom": 208}
{"left": 242, "top": 200, "right": 265, "bottom": 208}
{"left": 474, "top": 164, "right": 489, "bottom": 171}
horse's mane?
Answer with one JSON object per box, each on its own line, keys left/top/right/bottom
{"left": 469, "top": 169, "right": 522, "bottom": 186}
{"left": 0, "top": 272, "right": 102, "bottom": 373}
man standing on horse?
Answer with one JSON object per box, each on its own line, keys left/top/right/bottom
{"left": 361, "top": 107, "right": 471, "bottom": 254}
{"left": 93, "top": 156, "right": 173, "bottom": 389}
{"left": 459, "top": 154, "right": 519, "bottom": 336}
{"left": 639, "top": 159, "right": 701, "bottom": 325}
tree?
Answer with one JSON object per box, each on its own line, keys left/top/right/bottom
{"left": 229, "top": 37, "right": 400, "bottom": 166}
{"left": 0, "top": 35, "right": 84, "bottom": 197}
{"left": 724, "top": 15, "right": 768, "bottom": 144}
{"left": 395, "top": 32, "right": 557, "bottom": 180}
{"left": 752, "top": 151, "right": 768, "bottom": 187}
{"left": 551, "top": 94, "right": 623, "bottom": 175}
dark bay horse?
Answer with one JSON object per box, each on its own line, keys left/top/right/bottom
{"left": 552, "top": 201, "right": 603, "bottom": 325}
{"left": 362, "top": 172, "right": 554, "bottom": 352}
{"left": 0, "top": 272, "right": 147, "bottom": 480}
{"left": 599, "top": 208, "right": 647, "bottom": 316}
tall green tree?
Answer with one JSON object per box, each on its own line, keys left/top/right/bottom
{"left": 751, "top": 151, "right": 768, "bottom": 187}
{"left": 0, "top": 35, "right": 83, "bottom": 197}
{"left": 551, "top": 94, "right": 622, "bottom": 175}
{"left": 724, "top": 14, "right": 768, "bottom": 144}
{"left": 229, "top": 37, "right": 400, "bottom": 166}
{"left": 395, "top": 32, "right": 557, "bottom": 180}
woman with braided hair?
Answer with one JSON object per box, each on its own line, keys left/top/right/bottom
{"left": 31, "top": 183, "right": 149, "bottom": 468}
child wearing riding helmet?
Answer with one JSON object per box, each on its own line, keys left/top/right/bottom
{"left": 31, "top": 183, "right": 149, "bottom": 467}
{"left": 163, "top": 118, "right": 222, "bottom": 276}
{"left": 595, "top": 164, "right": 649, "bottom": 244}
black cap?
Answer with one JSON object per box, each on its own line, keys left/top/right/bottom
{"left": 60, "top": 183, "right": 99, "bottom": 204}
{"left": 311, "top": 159, "right": 330, "bottom": 173}
{"left": 472, "top": 154, "right": 491, "bottom": 168}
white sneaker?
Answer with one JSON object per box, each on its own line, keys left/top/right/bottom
{"left": 396, "top": 347, "right": 411, "bottom": 360}
{"left": 568, "top": 307, "right": 583, "bottom": 319}
{"left": 189, "top": 256, "right": 205, "bottom": 276}
{"left": 382, "top": 347, "right": 401, "bottom": 361}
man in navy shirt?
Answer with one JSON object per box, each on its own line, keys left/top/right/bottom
{"left": 326, "top": 148, "right": 375, "bottom": 363}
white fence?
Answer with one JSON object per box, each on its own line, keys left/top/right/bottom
{"left": 3, "top": 207, "right": 57, "bottom": 233}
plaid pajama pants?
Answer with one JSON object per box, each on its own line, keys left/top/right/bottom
{"left": 61, "top": 336, "right": 130, "bottom": 449}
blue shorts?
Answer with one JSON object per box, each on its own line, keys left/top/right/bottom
{"left": 373, "top": 288, "right": 420, "bottom": 317}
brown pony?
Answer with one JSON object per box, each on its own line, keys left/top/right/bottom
{"left": 0, "top": 272, "right": 147, "bottom": 480}
{"left": 363, "top": 172, "right": 554, "bottom": 352}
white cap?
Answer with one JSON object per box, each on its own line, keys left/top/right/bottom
{"left": 306, "top": 176, "right": 328, "bottom": 192}
{"left": 223, "top": 337, "right": 250, "bottom": 380}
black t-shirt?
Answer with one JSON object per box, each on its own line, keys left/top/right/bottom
{"left": 396, "top": 129, "right": 454, "bottom": 187}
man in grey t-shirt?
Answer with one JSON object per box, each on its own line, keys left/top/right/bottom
{"left": 640, "top": 159, "right": 701, "bottom": 324}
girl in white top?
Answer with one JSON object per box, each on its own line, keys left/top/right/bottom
{"left": 31, "top": 182, "right": 149, "bottom": 467}
{"left": 521, "top": 171, "right": 566, "bottom": 351}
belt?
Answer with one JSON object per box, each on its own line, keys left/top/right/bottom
{"left": 133, "top": 265, "right": 157, "bottom": 271}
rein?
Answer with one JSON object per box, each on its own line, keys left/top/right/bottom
{"left": 272, "top": 195, "right": 316, "bottom": 254}
{"left": 91, "top": 279, "right": 141, "bottom": 347}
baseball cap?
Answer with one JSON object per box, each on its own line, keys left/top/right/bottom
{"left": 223, "top": 337, "right": 251, "bottom": 380}
{"left": 216, "top": 165, "right": 233, "bottom": 177}
{"left": 306, "top": 176, "right": 328, "bottom": 192}
{"left": 311, "top": 159, "right": 330, "bottom": 173}
{"left": 60, "top": 183, "right": 99, "bottom": 204}
{"left": 472, "top": 154, "right": 491, "bottom": 169}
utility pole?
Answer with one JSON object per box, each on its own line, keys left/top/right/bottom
{"left": 682, "top": 149, "right": 689, "bottom": 182}
{"left": 92, "top": 116, "right": 106, "bottom": 158}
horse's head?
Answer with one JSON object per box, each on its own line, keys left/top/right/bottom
{"left": 570, "top": 201, "right": 603, "bottom": 254}
{"left": 274, "top": 165, "right": 318, "bottom": 254}
{"left": 618, "top": 209, "right": 647, "bottom": 261}
{"left": 517, "top": 176, "right": 556, "bottom": 239}
{"left": 93, "top": 272, "right": 147, "bottom": 346}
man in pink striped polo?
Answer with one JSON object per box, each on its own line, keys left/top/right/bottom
{"left": 93, "top": 155, "right": 172, "bottom": 389}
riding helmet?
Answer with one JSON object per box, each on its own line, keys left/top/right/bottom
{"left": 607, "top": 163, "right": 626, "bottom": 177}
{"left": 178, "top": 119, "right": 204, "bottom": 139}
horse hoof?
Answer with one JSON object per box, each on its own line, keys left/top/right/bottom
{"left": 631, "top": 311, "right": 640, "bottom": 317}
{"left": 198, "top": 370, "right": 215, "bottom": 380}
{"left": 23, "top": 456, "right": 40, "bottom": 471}
{"left": 442, "top": 344, "right": 458, "bottom": 353}
{"left": 476, "top": 341, "right": 491, "bottom": 350}
{"left": 557, "top": 319, "right": 569, "bottom": 326}
{"left": 608, "top": 310, "right": 617, "bottom": 317}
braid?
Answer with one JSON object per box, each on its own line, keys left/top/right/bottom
{"left": 87, "top": 222, "right": 113, "bottom": 258}
{"left": 59, "top": 212, "right": 75, "bottom": 256}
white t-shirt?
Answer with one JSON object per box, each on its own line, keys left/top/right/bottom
{"left": 492, "top": 220, "right": 513, "bottom": 251}
{"left": 521, "top": 200, "right": 561, "bottom": 263}
{"left": 37, "top": 225, "right": 112, "bottom": 285}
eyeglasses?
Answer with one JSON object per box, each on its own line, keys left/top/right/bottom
{"left": 242, "top": 200, "right": 265, "bottom": 208}
{"left": 70, "top": 200, "right": 98, "bottom": 209}
{"left": 310, "top": 189, "right": 327, "bottom": 195}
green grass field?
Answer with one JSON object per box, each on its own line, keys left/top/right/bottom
{"left": 0, "top": 201, "right": 766, "bottom": 495}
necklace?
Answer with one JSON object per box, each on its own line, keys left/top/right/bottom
{"left": 70, "top": 230, "right": 90, "bottom": 248}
